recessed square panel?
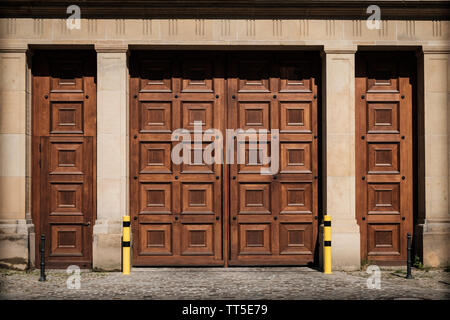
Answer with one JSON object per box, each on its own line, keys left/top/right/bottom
{"left": 181, "top": 60, "right": 213, "bottom": 92}
{"left": 51, "top": 102, "right": 83, "bottom": 133}
{"left": 238, "top": 60, "right": 270, "bottom": 92}
{"left": 280, "top": 102, "right": 312, "bottom": 132}
{"left": 181, "top": 224, "right": 214, "bottom": 255}
{"left": 180, "top": 143, "right": 214, "bottom": 173}
{"left": 139, "top": 224, "right": 172, "bottom": 255}
{"left": 368, "top": 183, "right": 400, "bottom": 214}
{"left": 367, "top": 102, "right": 399, "bottom": 133}
{"left": 50, "top": 224, "right": 83, "bottom": 256}
{"left": 140, "top": 183, "right": 172, "bottom": 214}
{"left": 50, "top": 183, "right": 82, "bottom": 215}
{"left": 279, "top": 223, "right": 313, "bottom": 254}
{"left": 140, "top": 142, "right": 172, "bottom": 173}
{"left": 237, "top": 141, "right": 271, "bottom": 174}
{"left": 368, "top": 224, "right": 400, "bottom": 256}
{"left": 280, "top": 183, "right": 312, "bottom": 214}
{"left": 139, "top": 60, "right": 172, "bottom": 92}
{"left": 279, "top": 61, "right": 312, "bottom": 92}
{"left": 280, "top": 143, "right": 312, "bottom": 173}
{"left": 238, "top": 102, "right": 270, "bottom": 130}
{"left": 368, "top": 143, "right": 399, "bottom": 173}
{"left": 239, "top": 183, "right": 271, "bottom": 214}
{"left": 140, "top": 102, "right": 172, "bottom": 132}
{"left": 238, "top": 224, "right": 271, "bottom": 254}
{"left": 182, "top": 102, "right": 213, "bottom": 130}
{"left": 49, "top": 141, "right": 83, "bottom": 174}
{"left": 182, "top": 183, "right": 214, "bottom": 214}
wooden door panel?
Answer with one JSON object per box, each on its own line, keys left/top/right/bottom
{"left": 229, "top": 52, "right": 319, "bottom": 265}
{"left": 131, "top": 52, "right": 224, "bottom": 266}
{"left": 32, "top": 51, "right": 96, "bottom": 268}
{"left": 356, "top": 52, "right": 414, "bottom": 264}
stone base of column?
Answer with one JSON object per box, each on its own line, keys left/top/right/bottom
{"left": 415, "top": 220, "right": 450, "bottom": 267}
{"left": 331, "top": 219, "right": 361, "bottom": 270}
{"left": 93, "top": 220, "right": 122, "bottom": 271}
{"left": 0, "top": 219, "right": 34, "bottom": 270}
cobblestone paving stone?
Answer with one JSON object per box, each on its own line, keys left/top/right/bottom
{"left": 0, "top": 267, "right": 448, "bottom": 300}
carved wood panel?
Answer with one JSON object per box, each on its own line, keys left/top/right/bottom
{"left": 130, "top": 52, "right": 224, "bottom": 266}
{"left": 32, "top": 51, "right": 96, "bottom": 268}
{"left": 356, "top": 52, "right": 414, "bottom": 264}
{"left": 228, "top": 52, "right": 319, "bottom": 265}
{"left": 131, "top": 51, "right": 319, "bottom": 266}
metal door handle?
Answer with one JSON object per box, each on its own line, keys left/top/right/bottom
{"left": 84, "top": 222, "right": 91, "bottom": 226}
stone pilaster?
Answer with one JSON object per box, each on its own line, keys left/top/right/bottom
{"left": 416, "top": 46, "right": 450, "bottom": 267}
{"left": 93, "top": 44, "right": 129, "bottom": 271}
{"left": 322, "top": 46, "right": 360, "bottom": 270}
{"left": 0, "top": 44, "right": 34, "bottom": 270}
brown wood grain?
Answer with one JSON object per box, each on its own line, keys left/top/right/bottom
{"left": 32, "top": 51, "right": 96, "bottom": 268}
{"left": 355, "top": 52, "right": 414, "bottom": 264}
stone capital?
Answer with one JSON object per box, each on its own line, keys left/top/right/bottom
{"left": 322, "top": 45, "right": 357, "bottom": 55}
{"left": 0, "top": 41, "right": 28, "bottom": 53}
{"left": 95, "top": 43, "right": 129, "bottom": 54}
{"left": 421, "top": 45, "right": 450, "bottom": 55}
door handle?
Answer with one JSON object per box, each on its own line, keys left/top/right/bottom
{"left": 84, "top": 222, "right": 91, "bottom": 226}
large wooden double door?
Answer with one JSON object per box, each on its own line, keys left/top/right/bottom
{"left": 130, "top": 51, "right": 320, "bottom": 266}
{"left": 32, "top": 51, "right": 96, "bottom": 268}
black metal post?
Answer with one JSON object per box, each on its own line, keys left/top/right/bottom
{"left": 39, "top": 234, "right": 46, "bottom": 282}
{"left": 406, "top": 232, "right": 413, "bottom": 279}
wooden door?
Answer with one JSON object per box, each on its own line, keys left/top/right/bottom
{"left": 32, "top": 51, "right": 96, "bottom": 268}
{"left": 356, "top": 52, "right": 414, "bottom": 264}
{"left": 130, "top": 52, "right": 225, "bottom": 266}
{"left": 228, "top": 52, "right": 319, "bottom": 265}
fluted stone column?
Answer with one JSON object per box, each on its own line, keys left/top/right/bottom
{"left": 322, "top": 46, "right": 361, "bottom": 270}
{"left": 93, "top": 44, "right": 129, "bottom": 270}
{"left": 0, "top": 44, "right": 34, "bottom": 270}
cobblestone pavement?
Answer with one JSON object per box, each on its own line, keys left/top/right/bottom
{"left": 0, "top": 267, "right": 449, "bottom": 300}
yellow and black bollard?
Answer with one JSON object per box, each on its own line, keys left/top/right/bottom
{"left": 122, "top": 216, "right": 131, "bottom": 275}
{"left": 324, "top": 215, "right": 332, "bottom": 274}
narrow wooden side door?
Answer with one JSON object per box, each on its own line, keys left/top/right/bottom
{"left": 32, "top": 51, "right": 96, "bottom": 268}
{"left": 356, "top": 52, "right": 414, "bottom": 264}
{"left": 130, "top": 52, "right": 225, "bottom": 266}
{"left": 228, "top": 52, "right": 319, "bottom": 265}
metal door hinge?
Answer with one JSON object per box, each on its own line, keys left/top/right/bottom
{"left": 38, "top": 159, "right": 41, "bottom": 168}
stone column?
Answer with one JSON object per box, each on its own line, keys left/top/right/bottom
{"left": 322, "top": 46, "right": 360, "bottom": 270}
{"left": 417, "top": 46, "right": 450, "bottom": 267}
{"left": 0, "top": 44, "right": 34, "bottom": 270}
{"left": 93, "top": 44, "right": 129, "bottom": 271}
